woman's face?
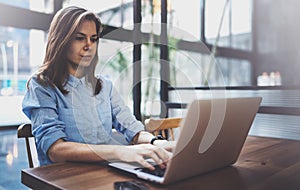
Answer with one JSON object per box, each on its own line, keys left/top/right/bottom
{"left": 66, "top": 19, "right": 98, "bottom": 77}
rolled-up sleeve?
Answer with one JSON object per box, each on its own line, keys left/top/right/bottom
{"left": 22, "top": 77, "right": 67, "bottom": 161}
{"left": 104, "top": 78, "right": 145, "bottom": 142}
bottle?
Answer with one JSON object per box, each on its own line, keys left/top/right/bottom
{"left": 257, "top": 75, "right": 263, "bottom": 86}
{"left": 269, "top": 72, "right": 276, "bottom": 86}
{"left": 259, "top": 72, "right": 270, "bottom": 86}
{"left": 275, "top": 71, "right": 282, "bottom": 86}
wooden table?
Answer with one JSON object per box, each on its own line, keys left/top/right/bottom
{"left": 21, "top": 136, "right": 300, "bottom": 190}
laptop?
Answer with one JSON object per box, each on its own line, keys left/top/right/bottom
{"left": 109, "top": 97, "right": 262, "bottom": 185}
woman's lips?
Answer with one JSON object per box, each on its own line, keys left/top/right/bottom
{"left": 81, "top": 55, "right": 93, "bottom": 61}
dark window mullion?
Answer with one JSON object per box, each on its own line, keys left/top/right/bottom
{"left": 133, "top": 0, "right": 142, "bottom": 120}
{"left": 160, "top": 0, "right": 169, "bottom": 118}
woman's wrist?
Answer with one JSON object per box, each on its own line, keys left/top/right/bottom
{"left": 150, "top": 135, "right": 166, "bottom": 145}
{"left": 151, "top": 135, "right": 168, "bottom": 147}
{"left": 134, "top": 131, "right": 162, "bottom": 144}
{"left": 153, "top": 139, "right": 168, "bottom": 146}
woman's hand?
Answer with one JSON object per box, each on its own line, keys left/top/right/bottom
{"left": 133, "top": 131, "right": 176, "bottom": 152}
{"left": 153, "top": 140, "right": 176, "bottom": 153}
{"left": 114, "top": 144, "right": 171, "bottom": 170}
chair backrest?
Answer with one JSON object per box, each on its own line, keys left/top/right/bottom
{"left": 17, "top": 123, "right": 35, "bottom": 168}
{"left": 144, "top": 117, "right": 182, "bottom": 140}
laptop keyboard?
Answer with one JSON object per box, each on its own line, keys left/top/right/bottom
{"left": 136, "top": 165, "right": 166, "bottom": 177}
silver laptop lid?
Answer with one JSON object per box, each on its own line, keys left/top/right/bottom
{"left": 163, "top": 97, "right": 262, "bottom": 184}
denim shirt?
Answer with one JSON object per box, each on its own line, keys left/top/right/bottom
{"left": 22, "top": 74, "right": 144, "bottom": 166}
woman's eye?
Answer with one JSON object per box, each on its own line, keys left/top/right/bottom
{"left": 73, "top": 36, "right": 98, "bottom": 43}
{"left": 75, "top": 36, "right": 85, "bottom": 41}
{"left": 91, "top": 37, "right": 99, "bottom": 43}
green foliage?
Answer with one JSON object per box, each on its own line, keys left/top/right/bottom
{"left": 106, "top": 50, "right": 129, "bottom": 75}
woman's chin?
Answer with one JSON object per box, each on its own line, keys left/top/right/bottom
{"left": 78, "top": 61, "right": 92, "bottom": 67}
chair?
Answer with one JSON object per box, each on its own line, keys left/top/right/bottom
{"left": 17, "top": 123, "right": 35, "bottom": 168}
{"left": 144, "top": 117, "right": 182, "bottom": 140}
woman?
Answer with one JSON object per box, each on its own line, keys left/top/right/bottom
{"left": 22, "top": 6, "right": 172, "bottom": 169}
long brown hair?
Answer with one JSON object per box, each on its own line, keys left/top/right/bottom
{"left": 36, "top": 6, "right": 102, "bottom": 95}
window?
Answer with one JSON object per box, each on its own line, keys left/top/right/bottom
{"left": 0, "top": 26, "right": 45, "bottom": 125}
{"left": 0, "top": 0, "right": 54, "bottom": 13}
{"left": 205, "top": 0, "right": 252, "bottom": 51}
{"left": 98, "top": 39, "right": 134, "bottom": 110}
{"left": 0, "top": 0, "right": 29, "bottom": 9}
{"left": 0, "top": 27, "right": 45, "bottom": 96}
{"left": 64, "top": 0, "right": 134, "bottom": 28}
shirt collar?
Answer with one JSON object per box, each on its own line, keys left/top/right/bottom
{"left": 67, "top": 74, "right": 85, "bottom": 88}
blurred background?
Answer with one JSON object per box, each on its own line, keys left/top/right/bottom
{"left": 0, "top": 0, "right": 300, "bottom": 189}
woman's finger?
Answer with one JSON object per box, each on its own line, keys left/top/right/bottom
{"left": 151, "top": 146, "right": 170, "bottom": 163}
{"left": 135, "top": 155, "right": 155, "bottom": 170}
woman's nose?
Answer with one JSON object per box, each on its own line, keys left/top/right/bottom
{"left": 83, "top": 39, "right": 92, "bottom": 50}
{"left": 83, "top": 45, "right": 90, "bottom": 51}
